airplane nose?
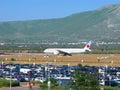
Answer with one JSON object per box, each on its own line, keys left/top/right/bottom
{"left": 44, "top": 49, "right": 48, "bottom": 53}
{"left": 44, "top": 50, "right": 46, "bottom": 53}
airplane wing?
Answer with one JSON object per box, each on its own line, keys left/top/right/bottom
{"left": 57, "top": 50, "right": 72, "bottom": 56}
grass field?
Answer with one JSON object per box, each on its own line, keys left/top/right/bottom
{"left": 0, "top": 53, "right": 120, "bottom": 66}
{"left": 104, "top": 86, "right": 120, "bottom": 90}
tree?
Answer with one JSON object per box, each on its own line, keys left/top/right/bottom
{"left": 40, "top": 78, "right": 58, "bottom": 89}
{"left": 69, "top": 71, "right": 99, "bottom": 90}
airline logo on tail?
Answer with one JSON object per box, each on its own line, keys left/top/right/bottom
{"left": 84, "top": 41, "right": 92, "bottom": 51}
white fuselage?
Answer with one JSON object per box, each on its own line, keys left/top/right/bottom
{"left": 44, "top": 41, "right": 92, "bottom": 55}
{"left": 44, "top": 48, "right": 85, "bottom": 55}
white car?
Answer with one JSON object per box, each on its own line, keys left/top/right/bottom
{"left": 34, "top": 77, "right": 46, "bottom": 83}
{"left": 6, "top": 76, "right": 17, "bottom": 81}
{"left": 99, "top": 79, "right": 105, "bottom": 86}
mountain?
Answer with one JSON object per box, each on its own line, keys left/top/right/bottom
{"left": 0, "top": 4, "right": 120, "bottom": 43}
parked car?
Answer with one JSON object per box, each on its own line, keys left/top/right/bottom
{"left": 111, "top": 80, "right": 120, "bottom": 86}
{"left": 105, "top": 80, "right": 120, "bottom": 87}
{"left": 34, "top": 77, "right": 46, "bottom": 83}
{"left": 99, "top": 79, "right": 105, "bottom": 86}
{"left": 6, "top": 76, "right": 17, "bottom": 81}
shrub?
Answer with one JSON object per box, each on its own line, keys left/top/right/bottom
{"left": 0, "top": 79, "right": 20, "bottom": 87}
{"left": 0, "top": 79, "right": 9, "bottom": 87}
{"left": 69, "top": 71, "right": 99, "bottom": 90}
{"left": 11, "top": 81, "right": 20, "bottom": 87}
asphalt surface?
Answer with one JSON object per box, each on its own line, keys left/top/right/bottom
{"left": 0, "top": 82, "right": 39, "bottom": 90}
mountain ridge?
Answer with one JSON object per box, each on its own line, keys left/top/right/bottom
{"left": 0, "top": 4, "right": 120, "bottom": 43}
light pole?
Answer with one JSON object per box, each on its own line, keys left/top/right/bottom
{"left": 47, "top": 78, "right": 51, "bottom": 90}
{"left": 54, "top": 55, "right": 57, "bottom": 69}
{"left": 46, "top": 55, "right": 51, "bottom": 90}
{"left": 29, "top": 58, "right": 31, "bottom": 67}
{"left": 68, "top": 63, "right": 70, "bottom": 75}
{"left": 1, "top": 59, "right": 4, "bottom": 69}
{"left": 10, "top": 64, "right": 12, "bottom": 90}
{"left": 48, "top": 63, "right": 50, "bottom": 90}
{"left": 34, "top": 57, "right": 36, "bottom": 66}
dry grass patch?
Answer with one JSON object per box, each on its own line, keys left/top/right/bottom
{"left": 0, "top": 54, "right": 120, "bottom": 66}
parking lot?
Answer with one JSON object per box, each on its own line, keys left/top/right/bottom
{"left": 0, "top": 63, "right": 120, "bottom": 89}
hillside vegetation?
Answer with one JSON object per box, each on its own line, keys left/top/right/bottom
{"left": 0, "top": 4, "right": 120, "bottom": 43}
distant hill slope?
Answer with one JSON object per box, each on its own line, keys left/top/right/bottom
{"left": 0, "top": 4, "right": 120, "bottom": 43}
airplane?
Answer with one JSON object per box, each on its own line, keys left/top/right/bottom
{"left": 44, "top": 41, "right": 92, "bottom": 56}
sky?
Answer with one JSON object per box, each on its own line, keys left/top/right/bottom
{"left": 0, "top": 0, "right": 120, "bottom": 22}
